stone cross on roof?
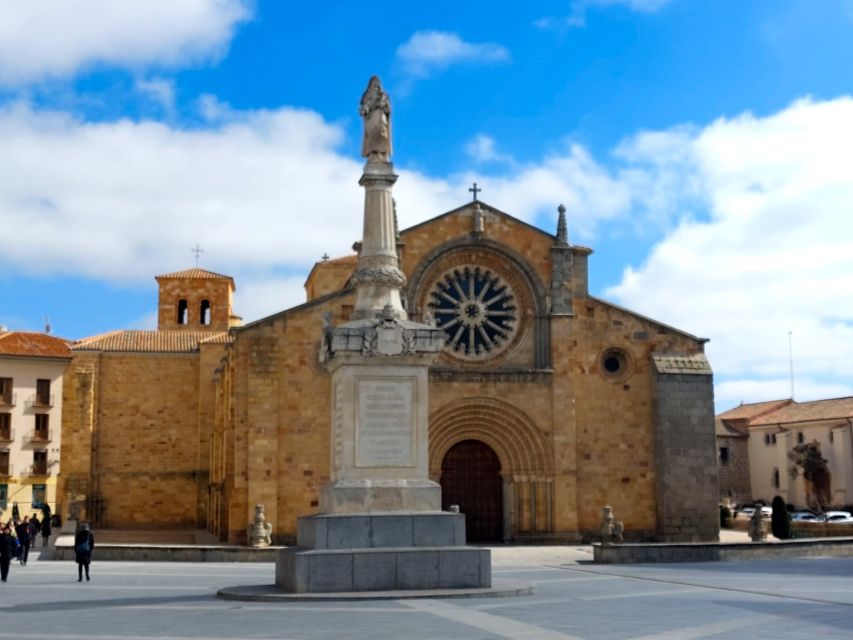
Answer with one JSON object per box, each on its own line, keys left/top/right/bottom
{"left": 191, "top": 244, "right": 204, "bottom": 267}
{"left": 468, "top": 182, "right": 482, "bottom": 202}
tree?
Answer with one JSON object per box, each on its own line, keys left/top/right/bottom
{"left": 788, "top": 441, "right": 832, "bottom": 511}
{"left": 771, "top": 495, "right": 791, "bottom": 539}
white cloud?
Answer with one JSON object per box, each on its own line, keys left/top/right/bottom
{"left": 0, "top": 101, "right": 636, "bottom": 326}
{"left": 465, "top": 134, "right": 514, "bottom": 165}
{"left": 0, "top": 0, "right": 252, "bottom": 85}
{"left": 607, "top": 97, "right": 853, "bottom": 408}
{"left": 396, "top": 31, "right": 510, "bottom": 78}
{"left": 539, "top": 0, "right": 674, "bottom": 28}
{"left": 136, "top": 77, "right": 177, "bottom": 115}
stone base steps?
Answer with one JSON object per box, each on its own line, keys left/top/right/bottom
{"left": 594, "top": 536, "right": 853, "bottom": 564}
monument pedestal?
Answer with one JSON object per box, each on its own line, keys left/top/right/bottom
{"left": 275, "top": 82, "right": 493, "bottom": 596}
{"left": 277, "top": 512, "right": 490, "bottom": 593}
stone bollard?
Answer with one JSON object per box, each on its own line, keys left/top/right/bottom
{"left": 247, "top": 504, "right": 273, "bottom": 548}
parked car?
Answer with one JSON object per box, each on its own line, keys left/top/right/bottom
{"left": 737, "top": 506, "right": 772, "bottom": 519}
{"left": 791, "top": 511, "right": 822, "bottom": 522}
{"left": 824, "top": 511, "right": 853, "bottom": 524}
{"left": 791, "top": 511, "right": 823, "bottom": 522}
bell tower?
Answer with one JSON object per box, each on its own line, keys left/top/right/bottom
{"left": 154, "top": 268, "right": 240, "bottom": 331}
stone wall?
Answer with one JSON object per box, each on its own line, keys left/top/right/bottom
{"left": 653, "top": 365, "right": 719, "bottom": 541}
{"left": 60, "top": 347, "right": 224, "bottom": 528}
{"left": 718, "top": 435, "right": 751, "bottom": 505}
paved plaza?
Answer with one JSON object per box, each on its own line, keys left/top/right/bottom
{"left": 2, "top": 547, "right": 852, "bottom": 639}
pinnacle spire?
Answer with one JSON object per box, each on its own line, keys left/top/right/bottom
{"left": 555, "top": 204, "right": 569, "bottom": 246}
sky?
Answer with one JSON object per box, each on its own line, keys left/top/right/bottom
{"left": 1, "top": 0, "right": 852, "bottom": 412}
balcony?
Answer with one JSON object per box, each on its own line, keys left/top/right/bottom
{"left": 23, "top": 463, "right": 50, "bottom": 477}
{"left": 0, "top": 464, "right": 11, "bottom": 478}
{"left": 25, "top": 429, "right": 52, "bottom": 444}
{"left": 0, "top": 429, "right": 14, "bottom": 443}
{"left": 25, "top": 394, "right": 54, "bottom": 409}
{"left": 0, "top": 393, "right": 15, "bottom": 408}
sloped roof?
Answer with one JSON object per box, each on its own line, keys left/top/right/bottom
{"left": 155, "top": 268, "right": 235, "bottom": 288}
{"left": 73, "top": 330, "right": 230, "bottom": 353}
{"left": 748, "top": 396, "right": 853, "bottom": 426}
{"left": 652, "top": 353, "right": 712, "bottom": 375}
{"left": 323, "top": 255, "right": 358, "bottom": 266}
{"left": 401, "top": 200, "right": 558, "bottom": 241}
{"left": 0, "top": 331, "right": 72, "bottom": 359}
{"left": 717, "top": 399, "right": 794, "bottom": 421}
{"left": 715, "top": 418, "right": 748, "bottom": 437}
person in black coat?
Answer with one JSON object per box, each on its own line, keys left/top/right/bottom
{"left": 74, "top": 523, "right": 94, "bottom": 582}
{"left": 40, "top": 517, "right": 52, "bottom": 548}
{"left": 15, "top": 517, "right": 31, "bottom": 566}
{"left": 0, "top": 523, "right": 14, "bottom": 582}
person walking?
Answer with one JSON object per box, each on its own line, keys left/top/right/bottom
{"left": 40, "top": 516, "right": 51, "bottom": 548}
{"left": 15, "top": 517, "right": 31, "bottom": 566}
{"left": 74, "top": 523, "right": 94, "bottom": 582}
{"left": 0, "top": 523, "right": 14, "bottom": 582}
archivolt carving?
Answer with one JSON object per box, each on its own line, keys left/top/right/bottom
{"left": 429, "top": 397, "right": 552, "bottom": 477}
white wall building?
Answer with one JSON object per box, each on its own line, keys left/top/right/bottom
{"left": 0, "top": 331, "right": 71, "bottom": 522}
{"left": 718, "top": 397, "right": 853, "bottom": 509}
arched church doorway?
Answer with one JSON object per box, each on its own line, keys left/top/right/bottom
{"left": 441, "top": 440, "right": 503, "bottom": 542}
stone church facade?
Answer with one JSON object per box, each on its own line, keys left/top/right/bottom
{"left": 206, "top": 199, "right": 718, "bottom": 544}
{"left": 60, "top": 200, "right": 719, "bottom": 545}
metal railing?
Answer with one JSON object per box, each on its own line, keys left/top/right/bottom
{"left": 22, "top": 464, "right": 50, "bottom": 477}
{"left": 0, "top": 429, "right": 13, "bottom": 442}
{"left": 0, "top": 463, "right": 12, "bottom": 477}
{"left": 25, "top": 429, "right": 52, "bottom": 444}
{"left": 25, "top": 394, "right": 54, "bottom": 408}
{"left": 0, "top": 393, "right": 15, "bottom": 407}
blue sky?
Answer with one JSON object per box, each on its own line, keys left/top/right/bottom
{"left": 1, "top": 0, "right": 852, "bottom": 410}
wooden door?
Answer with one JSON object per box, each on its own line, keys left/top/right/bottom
{"left": 441, "top": 440, "right": 503, "bottom": 542}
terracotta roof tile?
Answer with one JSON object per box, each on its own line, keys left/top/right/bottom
{"left": 748, "top": 396, "right": 853, "bottom": 426}
{"left": 155, "top": 268, "right": 235, "bottom": 283}
{"left": 321, "top": 254, "right": 358, "bottom": 266}
{"left": 73, "top": 330, "right": 229, "bottom": 353}
{"left": 0, "top": 332, "right": 72, "bottom": 359}
{"left": 717, "top": 399, "right": 794, "bottom": 421}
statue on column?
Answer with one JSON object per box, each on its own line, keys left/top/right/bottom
{"left": 360, "top": 76, "right": 392, "bottom": 162}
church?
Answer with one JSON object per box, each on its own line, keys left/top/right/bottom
{"left": 59, "top": 81, "right": 719, "bottom": 544}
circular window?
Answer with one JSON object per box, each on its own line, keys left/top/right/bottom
{"left": 600, "top": 348, "right": 632, "bottom": 381}
{"left": 427, "top": 265, "right": 518, "bottom": 361}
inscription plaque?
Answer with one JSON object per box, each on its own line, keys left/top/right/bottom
{"left": 357, "top": 379, "right": 414, "bottom": 467}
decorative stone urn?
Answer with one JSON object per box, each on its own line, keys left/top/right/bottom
{"left": 247, "top": 504, "right": 273, "bottom": 548}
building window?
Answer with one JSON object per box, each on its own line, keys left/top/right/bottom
{"left": 830, "top": 431, "right": 835, "bottom": 444}
{"left": 177, "top": 299, "right": 189, "bottom": 325}
{"left": 772, "top": 468, "right": 780, "bottom": 489}
{"left": 0, "top": 378, "right": 12, "bottom": 404}
{"left": 32, "top": 450, "right": 48, "bottom": 476}
{"left": 32, "top": 484, "right": 46, "bottom": 509}
{"left": 0, "top": 483, "right": 6, "bottom": 509}
{"left": 797, "top": 432, "right": 804, "bottom": 444}
{"left": 720, "top": 447, "right": 729, "bottom": 464}
{"left": 0, "top": 413, "right": 10, "bottom": 440}
{"left": 765, "top": 433, "right": 777, "bottom": 445}
{"left": 35, "top": 379, "right": 51, "bottom": 406}
{"left": 0, "top": 450, "right": 9, "bottom": 476}
{"left": 764, "top": 434, "right": 770, "bottom": 445}
{"left": 200, "top": 299, "right": 211, "bottom": 326}
{"left": 771, "top": 433, "right": 777, "bottom": 444}
{"left": 34, "top": 414, "right": 49, "bottom": 441}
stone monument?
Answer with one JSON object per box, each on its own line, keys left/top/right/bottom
{"left": 276, "top": 77, "right": 491, "bottom": 593}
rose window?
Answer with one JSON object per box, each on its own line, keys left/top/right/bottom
{"left": 428, "top": 266, "right": 518, "bottom": 360}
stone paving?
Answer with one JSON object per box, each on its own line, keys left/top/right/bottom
{"left": 2, "top": 547, "right": 852, "bottom": 639}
